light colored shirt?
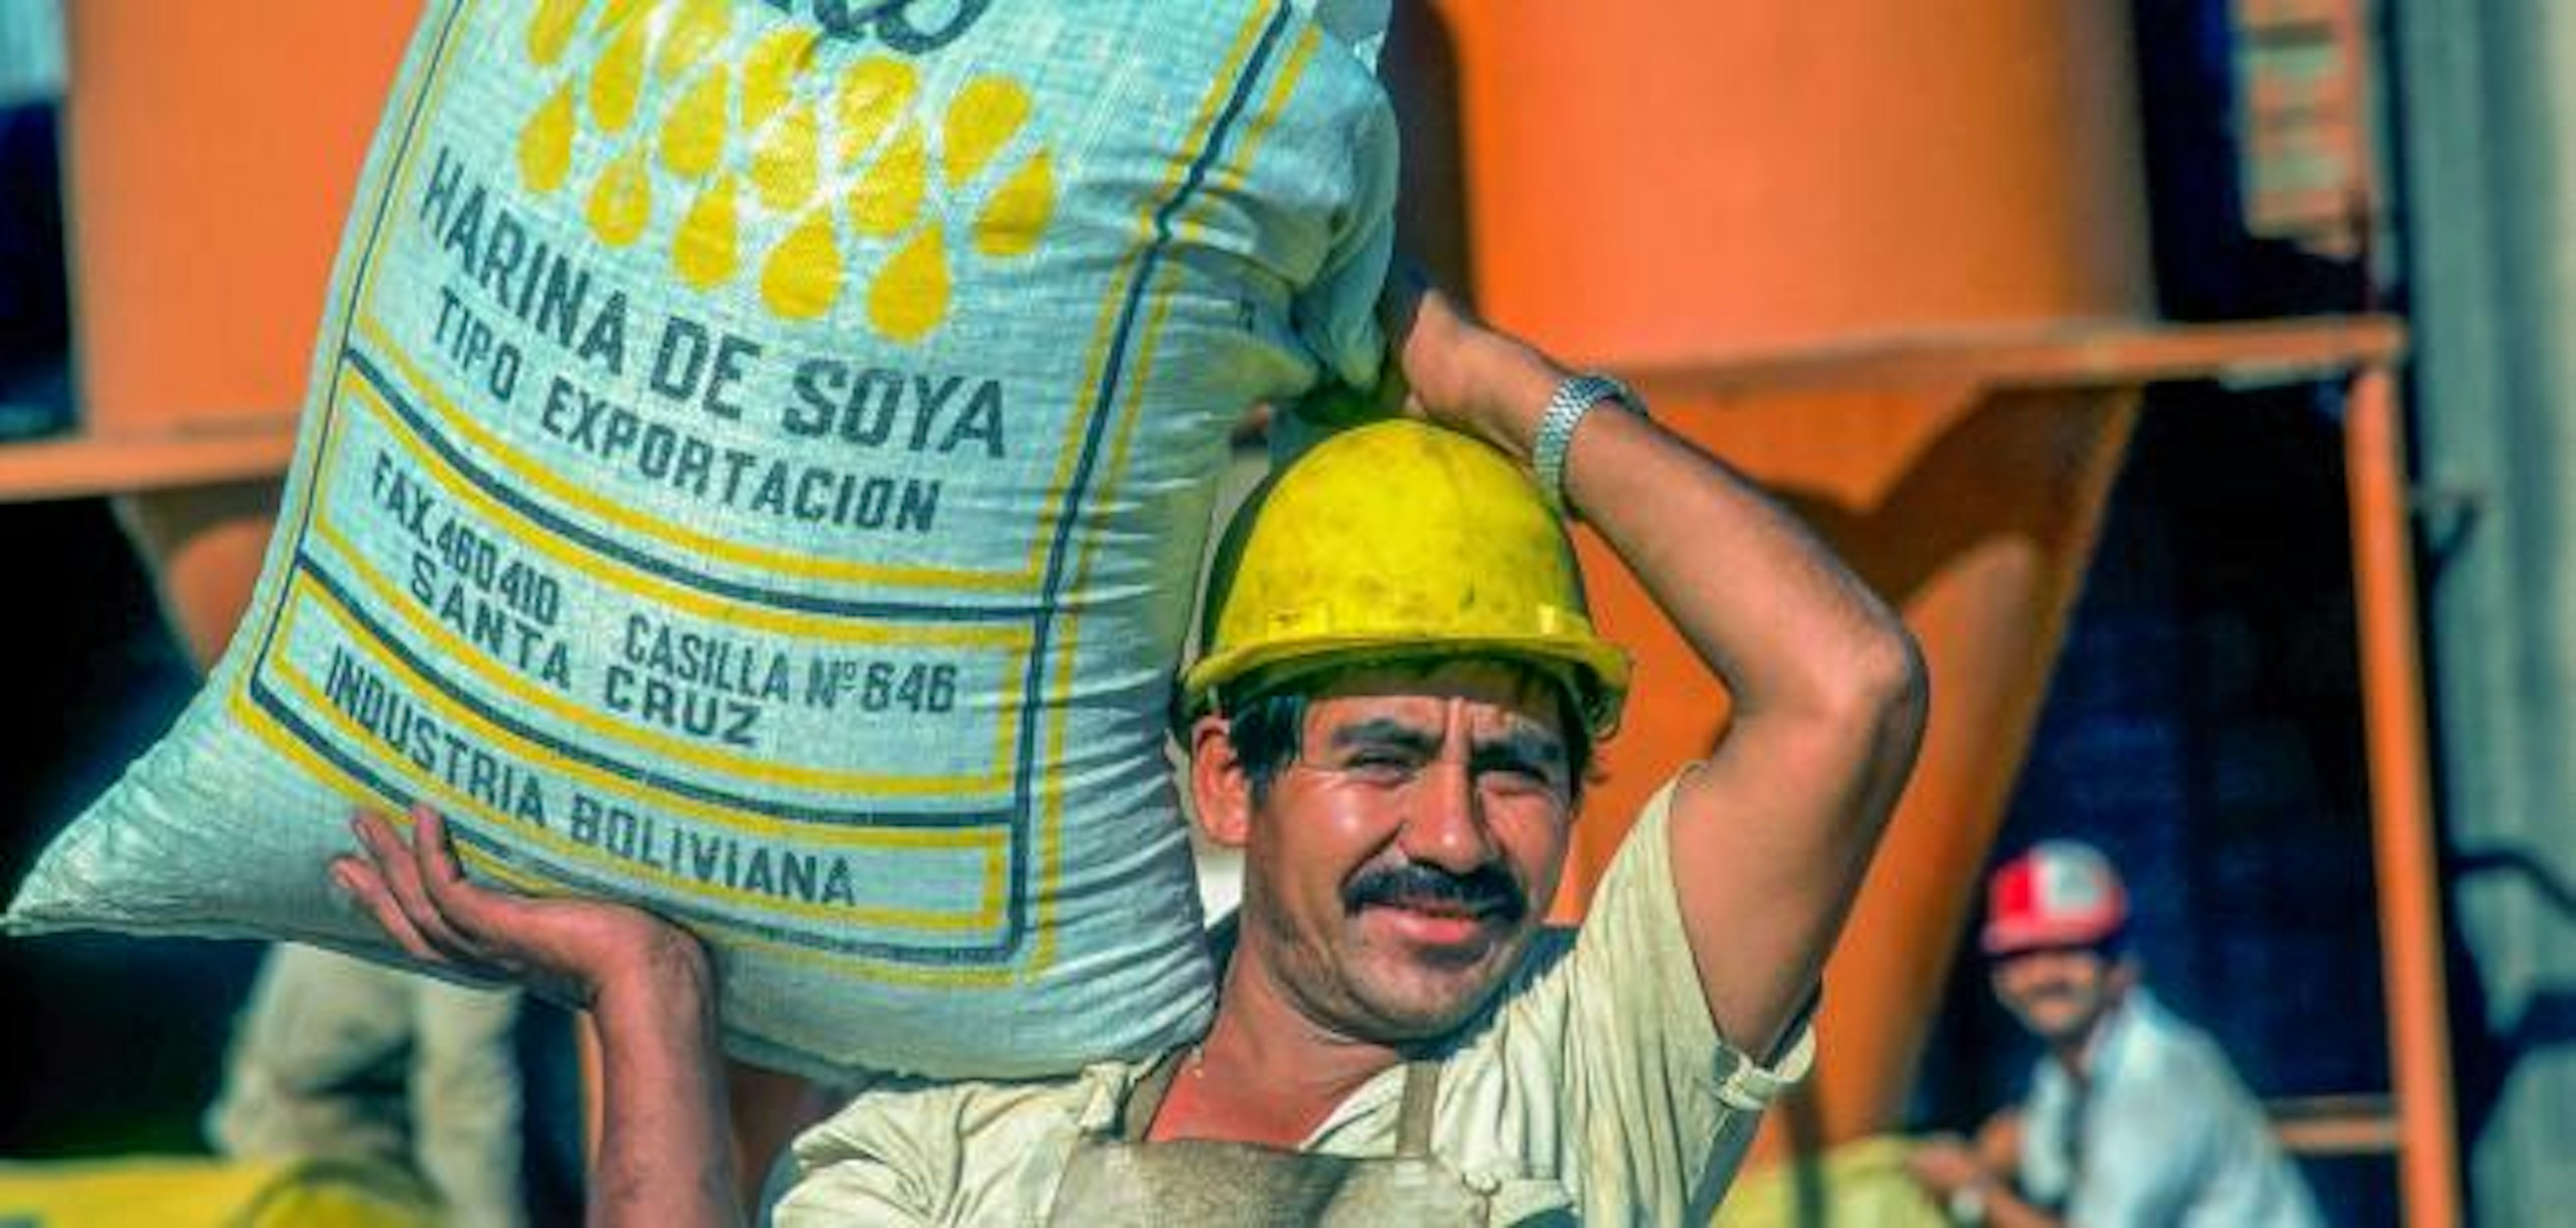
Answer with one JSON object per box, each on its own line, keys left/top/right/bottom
{"left": 2018, "top": 987, "right": 2323, "bottom": 1227}
{"left": 777, "top": 775, "right": 1814, "bottom": 1225}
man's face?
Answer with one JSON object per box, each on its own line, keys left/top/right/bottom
{"left": 1989, "top": 944, "right": 2127, "bottom": 1047}
{"left": 1227, "top": 659, "right": 1576, "bottom": 1042}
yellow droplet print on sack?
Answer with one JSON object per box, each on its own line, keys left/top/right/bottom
{"left": 849, "top": 121, "right": 927, "bottom": 239}
{"left": 525, "top": 0, "right": 585, "bottom": 66}
{"left": 835, "top": 58, "right": 916, "bottom": 167}
{"left": 675, "top": 174, "right": 741, "bottom": 288}
{"left": 762, "top": 210, "right": 843, "bottom": 320}
{"left": 655, "top": 0, "right": 732, "bottom": 82}
{"left": 510, "top": 6, "right": 1055, "bottom": 341}
{"left": 18, "top": 0, "right": 1414, "bottom": 1093}
{"left": 870, "top": 223, "right": 951, "bottom": 343}
{"left": 588, "top": 147, "right": 653, "bottom": 247}
{"left": 943, "top": 76, "right": 1030, "bottom": 187}
{"left": 520, "top": 80, "right": 578, "bottom": 192}
{"left": 598, "top": 0, "right": 653, "bottom": 35}
{"left": 752, "top": 101, "right": 821, "bottom": 213}
{"left": 973, "top": 153, "right": 1053, "bottom": 258}
{"left": 744, "top": 27, "right": 818, "bottom": 133}
{"left": 589, "top": 13, "right": 649, "bottom": 134}
{"left": 659, "top": 64, "right": 731, "bottom": 180}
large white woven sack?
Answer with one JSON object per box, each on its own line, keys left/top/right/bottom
{"left": 7, "top": 0, "right": 1395, "bottom": 1080}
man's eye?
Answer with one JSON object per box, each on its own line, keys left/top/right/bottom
{"left": 1474, "top": 752, "right": 1554, "bottom": 783}
{"left": 1343, "top": 752, "right": 1415, "bottom": 778}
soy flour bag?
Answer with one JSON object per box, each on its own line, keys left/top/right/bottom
{"left": 7, "top": 0, "right": 1395, "bottom": 1080}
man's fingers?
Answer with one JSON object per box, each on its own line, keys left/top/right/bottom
{"left": 411, "top": 804, "right": 472, "bottom": 898}
{"left": 331, "top": 854, "right": 442, "bottom": 965}
{"left": 1376, "top": 256, "right": 1431, "bottom": 337}
{"left": 351, "top": 809, "right": 478, "bottom": 959}
{"left": 409, "top": 804, "right": 507, "bottom": 940}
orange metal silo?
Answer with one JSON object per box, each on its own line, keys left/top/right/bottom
{"left": 1419, "top": 0, "right": 2154, "bottom": 1151}
{"left": 59, "top": 1, "right": 419, "bottom": 657}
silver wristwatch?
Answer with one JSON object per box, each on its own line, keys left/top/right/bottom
{"left": 1532, "top": 372, "right": 1646, "bottom": 514}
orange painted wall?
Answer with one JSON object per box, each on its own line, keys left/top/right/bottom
{"left": 65, "top": 3, "right": 419, "bottom": 658}
{"left": 64, "top": 1, "right": 420, "bottom": 434}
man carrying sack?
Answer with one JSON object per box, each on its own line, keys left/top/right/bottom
{"left": 333, "top": 276, "right": 1929, "bottom": 1224}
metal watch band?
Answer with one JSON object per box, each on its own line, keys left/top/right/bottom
{"left": 1532, "top": 373, "right": 1645, "bottom": 513}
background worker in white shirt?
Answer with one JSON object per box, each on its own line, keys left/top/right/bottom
{"left": 1909, "top": 841, "right": 2325, "bottom": 1227}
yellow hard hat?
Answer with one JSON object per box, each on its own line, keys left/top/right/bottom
{"left": 1181, "top": 419, "right": 1631, "bottom": 736}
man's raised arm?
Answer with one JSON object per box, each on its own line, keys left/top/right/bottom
{"left": 1386, "top": 276, "right": 1929, "bottom": 1058}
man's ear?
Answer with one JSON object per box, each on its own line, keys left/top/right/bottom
{"left": 1189, "top": 714, "right": 1255, "bottom": 848}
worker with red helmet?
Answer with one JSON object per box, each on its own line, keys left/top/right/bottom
{"left": 1909, "top": 840, "right": 2323, "bottom": 1227}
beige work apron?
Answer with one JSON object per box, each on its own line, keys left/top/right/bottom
{"left": 1044, "top": 1051, "right": 1489, "bottom": 1225}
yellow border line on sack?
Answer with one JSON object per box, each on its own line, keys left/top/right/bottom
{"left": 344, "top": 0, "right": 1040, "bottom": 595}
{"left": 424, "top": 849, "right": 1026, "bottom": 989}
{"left": 1030, "top": 11, "right": 1322, "bottom": 981}
{"left": 238, "top": 0, "right": 489, "bottom": 736}
{"left": 264, "top": 575, "right": 1010, "bottom": 932}
{"left": 237, "top": 681, "right": 1022, "bottom": 987}
{"left": 1016, "top": 1, "right": 1283, "bottom": 583}
{"left": 356, "top": 318, "right": 1044, "bottom": 593}
{"left": 1190, "top": 25, "right": 1322, "bottom": 241}
{"left": 1020, "top": 0, "right": 1292, "bottom": 981}
{"left": 319, "top": 384, "right": 1024, "bottom": 795}
{"left": 336, "top": 372, "right": 1028, "bottom": 785}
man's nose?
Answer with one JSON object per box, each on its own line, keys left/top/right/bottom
{"left": 1397, "top": 760, "right": 1497, "bottom": 873}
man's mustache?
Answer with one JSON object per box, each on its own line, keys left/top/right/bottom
{"left": 2014, "top": 981, "right": 2090, "bottom": 1005}
{"left": 1344, "top": 861, "right": 1527, "bottom": 923}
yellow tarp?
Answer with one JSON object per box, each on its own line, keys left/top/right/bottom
{"left": 1715, "top": 1136, "right": 1952, "bottom": 1228}
{"left": 0, "top": 1156, "right": 437, "bottom": 1227}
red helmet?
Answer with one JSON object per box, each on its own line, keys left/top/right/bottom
{"left": 1980, "top": 840, "right": 2129, "bottom": 956}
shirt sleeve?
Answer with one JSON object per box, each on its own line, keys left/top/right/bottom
{"left": 1486, "top": 773, "right": 1817, "bottom": 1225}
{"left": 775, "top": 1072, "right": 1118, "bottom": 1225}
{"left": 773, "top": 1082, "right": 964, "bottom": 1227}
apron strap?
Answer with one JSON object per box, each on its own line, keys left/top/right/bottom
{"left": 1393, "top": 1060, "right": 1442, "bottom": 1159}
{"left": 1120, "top": 1048, "right": 1195, "bottom": 1143}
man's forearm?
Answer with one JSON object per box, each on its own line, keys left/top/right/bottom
{"left": 587, "top": 939, "right": 741, "bottom": 1228}
{"left": 1560, "top": 397, "right": 1925, "bottom": 1055}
